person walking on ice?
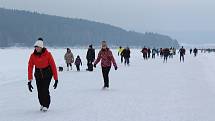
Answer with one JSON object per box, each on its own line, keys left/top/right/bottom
{"left": 94, "top": 41, "right": 118, "bottom": 89}
{"left": 193, "top": 48, "right": 198, "bottom": 57}
{"left": 179, "top": 46, "right": 186, "bottom": 62}
{"left": 118, "top": 46, "right": 125, "bottom": 63}
{"left": 27, "top": 37, "right": 58, "bottom": 112}
{"left": 141, "top": 46, "right": 148, "bottom": 60}
{"left": 86, "top": 44, "right": 95, "bottom": 71}
{"left": 64, "top": 48, "right": 74, "bottom": 71}
{"left": 163, "top": 48, "right": 170, "bottom": 63}
{"left": 121, "top": 47, "right": 131, "bottom": 66}
{"left": 152, "top": 48, "right": 156, "bottom": 59}
{"left": 75, "top": 55, "right": 82, "bottom": 71}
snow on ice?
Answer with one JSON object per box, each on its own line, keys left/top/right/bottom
{"left": 0, "top": 48, "right": 215, "bottom": 121}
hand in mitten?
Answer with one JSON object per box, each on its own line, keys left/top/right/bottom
{"left": 28, "top": 81, "right": 33, "bottom": 92}
{"left": 114, "top": 66, "right": 118, "bottom": 70}
{"left": 53, "top": 80, "right": 58, "bottom": 89}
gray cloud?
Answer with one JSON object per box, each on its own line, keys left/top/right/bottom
{"left": 0, "top": 0, "right": 215, "bottom": 44}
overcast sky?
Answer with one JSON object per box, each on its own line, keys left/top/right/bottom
{"left": 1, "top": 0, "right": 215, "bottom": 44}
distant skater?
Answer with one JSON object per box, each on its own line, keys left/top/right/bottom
{"left": 121, "top": 47, "right": 130, "bottom": 66}
{"left": 86, "top": 44, "right": 95, "bottom": 71}
{"left": 193, "top": 48, "right": 198, "bottom": 57}
{"left": 163, "top": 48, "right": 170, "bottom": 63}
{"left": 141, "top": 47, "right": 148, "bottom": 60}
{"left": 148, "top": 48, "right": 151, "bottom": 58}
{"left": 152, "top": 48, "right": 156, "bottom": 59}
{"left": 190, "top": 49, "right": 192, "bottom": 54}
{"left": 75, "top": 55, "right": 82, "bottom": 71}
{"left": 118, "top": 46, "right": 125, "bottom": 63}
{"left": 64, "top": 48, "right": 74, "bottom": 71}
{"left": 179, "top": 46, "right": 186, "bottom": 62}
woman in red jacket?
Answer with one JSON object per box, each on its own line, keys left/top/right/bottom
{"left": 28, "top": 38, "right": 58, "bottom": 112}
{"left": 94, "top": 41, "right": 117, "bottom": 89}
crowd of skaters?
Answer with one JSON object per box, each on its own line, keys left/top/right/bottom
{"left": 64, "top": 45, "right": 215, "bottom": 72}
{"left": 138, "top": 46, "right": 215, "bottom": 63}
{"left": 140, "top": 47, "right": 179, "bottom": 63}
{"left": 27, "top": 37, "right": 215, "bottom": 112}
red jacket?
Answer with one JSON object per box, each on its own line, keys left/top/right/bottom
{"left": 94, "top": 48, "right": 117, "bottom": 68}
{"left": 28, "top": 48, "right": 58, "bottom": 81}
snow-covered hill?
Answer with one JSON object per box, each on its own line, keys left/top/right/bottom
{"left": 0, "top": 48, "right": 215, "bottom": 121}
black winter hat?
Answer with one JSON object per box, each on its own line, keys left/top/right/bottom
{"left": 38, "top": 37, "right": 43, "bottom": 41}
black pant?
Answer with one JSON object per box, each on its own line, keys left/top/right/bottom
{"left": 143, "top": 53, "right": 147, "bottom": 60}
{"left": 34, "top": 66, "right": 52, "bottom": 108}
{"left": 87, "top": 60, "right": 93, "bottom": 71}
{"left": 180, "top": 54, "right": 184, "bottom": 62}
{"left": 164, "top": 55, "right": 168, "bottom": 62}
{"left": 67, "top": 63, "right": 72, "bottom": 67}
{"left": 152, "top": 53, "right": 155, "bottom": 58}
{"left": 124, "top": 57, "right": 130, "bottom": 65}
{"left": 76, "top": 65, "right": 80, "bottom": 71}
{"left": 148, "top": 53, "right": 151, "bottom": 58}
{"left": 121, "top": 56, "right": 124, "bottom": 63}
{"left": 102, "top": 67, "right": 111, "bottom": 87}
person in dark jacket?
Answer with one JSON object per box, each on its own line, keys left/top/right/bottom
{"left": 148, "top": 48, "right": 151, "bottom": 58}
{"left": 94, "top": 41, "right": 117, "bottom": 89}
{"left": 163, "top": 48, "right": 170, "bottom": 63}
{"left": 179, "top": 46, "right": 186, "bottom": 62}
{"left": 160, "top": 48, "right": 163, "bottom": 58}
{"left": 141, "top": 47, "right": 148, "bottom": 60}
{"left": 193, "top": 48, "right": 198, "bottom": 57}
{"left": 152, "top": 48, "right": 156, "bottom": 59}
{"left": 121, "top": 47, "right": 130, "bottom": 66}
{"left": 75, "top": 55, "right": 82, "bottom": 71}
{"left": 28, "top": 38, "right": 58, "bottom": 112}
{"left": 86, "top": 44, "right": 95, "bottom": 71}
{"left": 190, "top": 49, "right": 192, "bottom": 54}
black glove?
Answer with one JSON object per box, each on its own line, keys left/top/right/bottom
{"left": 53, "top": 80, "right": 58, "bottom": 89}
{"left": 114, "top": 66, "right": 118, "bottom": 70}
{"left": 93, "top": 64, "right": 96, "bottom": 68}
{"left": 28, "top": 81, "right": 33, "bottom": 92}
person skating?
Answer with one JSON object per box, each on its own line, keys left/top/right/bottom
{"left": 86, "top": 44, "right": 95, "bottom": 71}
{"left": 148, "top": 48, "right": 151, "bottom": 58}
{"left": 160, "top": 48, "right": 163, "bottom": 58}
{"left": 190, "top": 49, "right": 192, "bottom": 54}
{"left": 141, "top": 47, "right": 148, "bottom": 60}
{"left": 152, "top": 48, "right": 156, "bottom": 59}
{"left": 94, "top": 41, "right": 117, "bottom": 89}
{"left": 64, "top": 48, "right": 74, "bottom": 71}
{"left": 27, "top": 38, "right": 58, "bottom": 112}
{"left": 163, "top": 48, "right": 170, "bottom": 63}
{"left": 193, "top": 48, "right": 198, "bottom": 57}
{"left": 169, "top": 47, "right": 174, "bottom": 58}
{"left": 121, "top": 47, "right": 130, "bottom": 66}
{"left": 179, "top": 46, "right": 186, "bottom": 62}
{"left": 118, "top": 46, "right": 125, "bottom": 63}
{"left": 75, "top": 55, "right": 82, "bottom": 71}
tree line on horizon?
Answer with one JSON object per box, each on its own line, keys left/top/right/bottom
{"left": 0, "top": 8, "right": 179, "bottom": 48}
